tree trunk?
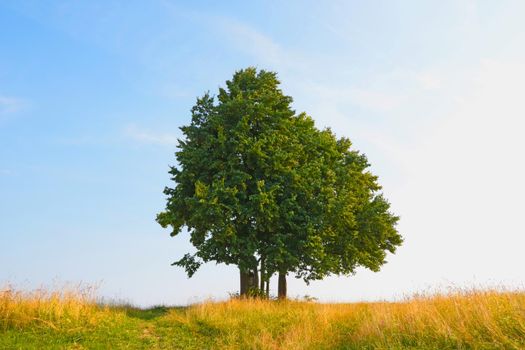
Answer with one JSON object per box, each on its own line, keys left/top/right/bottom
{"left": 240, "top": 269, "right": 249, "bottom": 296}
{"left": 240, "top": 259, "right": 262, "bottom": 297}
{"left": 260, "top": 256, "right": 265, "bottom": 292}
{"left": 278, "top": 272, "right": 287, "bottom": 299}
{"left": 251, "top": 262, "right": 259, "bottom": 294}
{"left": 265, "top": 275, "right": 270, "bottom": 298}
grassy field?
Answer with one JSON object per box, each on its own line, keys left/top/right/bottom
{"left": 1, "top": 287, "right": 524, "bottom": 349}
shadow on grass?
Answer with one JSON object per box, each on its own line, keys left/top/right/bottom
{"left": 124, "top": 306, "right": 182, "bottom": 321}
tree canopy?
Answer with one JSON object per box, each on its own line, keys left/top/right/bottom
{"left": 157, "top": 67, "right": 402, "bottom": 298}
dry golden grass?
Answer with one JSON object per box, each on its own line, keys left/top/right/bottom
{"left": 1, "top": 285, "right": 524, "bottom": 349}
{"left": 0, "top": 284, "right": 118, "bottom": 332}
{"left": 166, "top": 289, "right": 525, "bottom": 349}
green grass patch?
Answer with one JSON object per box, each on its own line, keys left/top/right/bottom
{"left": 2, "top": 289, "right": 525, "bottom": 349}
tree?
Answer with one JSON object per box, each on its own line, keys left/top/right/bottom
{"left": 157, "top": 67, "right": 402, "bottom": 298}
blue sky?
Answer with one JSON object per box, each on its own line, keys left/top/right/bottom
{"left": 1, "top": 0, "right": 525, "bottom": 306}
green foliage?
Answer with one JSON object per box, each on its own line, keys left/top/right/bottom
{"left": 158, "top": 67, "right": 402, "bottom": 285}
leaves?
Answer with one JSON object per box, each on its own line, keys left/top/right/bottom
{"left": 157, "top": 67, "right": 402, "bottom": 284}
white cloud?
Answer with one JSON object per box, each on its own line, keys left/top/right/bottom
{"left": 414, "top": 71, "right": 442, "bottom": 90}
{"left": 0, "top": 95, "right": 25, "bottom": 115}
{"left": 349, "top": 87, "right": 406, "bottom": 111}
{"left": 370, "top": 58, "right": 525, "bottom": 286}
{"left": 124, "top": 124, "right": 180, "bottom": 146}
{"left": 216, "top": 17, "right": 312, "bottom": 73}
{"left": 300, "top": 83, "right": 406, "bottom": 112}
{"left": 220, "top": 20, "right": 283, "bottom": 67}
